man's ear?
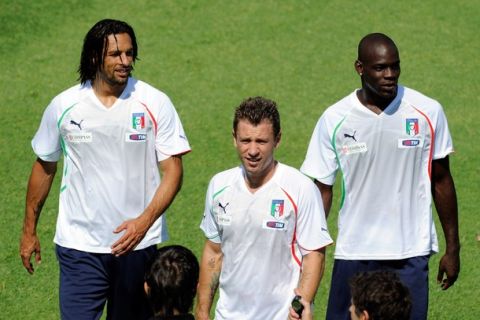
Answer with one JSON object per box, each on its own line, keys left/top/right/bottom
{"left": 275, "top": 131, "right": 282, "bottom": 148}
{"left": 360, "top": 310, "right": 370, "bottom": 320}
{"left": 144, "top": 281, "right": 150, "bottom": 296}
{"left": 355, "top": 60, "right": 363, "bottom": 76}
{"left": 232, "top": 130, "right": 237, "bottom": 147}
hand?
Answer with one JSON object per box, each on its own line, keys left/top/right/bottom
{"left": 111, "top": 216, "right": 150, "bottom": 256}
{"left": 20, "top": 233, "right": 41, "bottom": 274}
{"left": 437, "top": 252, "right": 460, "bottom": 290}
{"left": 288, "top": 289, "right": 312, "bottom": 320}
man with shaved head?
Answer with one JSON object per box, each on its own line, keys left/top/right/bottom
{"left": 301, "top": 33, "right": 460, "bottom": 319}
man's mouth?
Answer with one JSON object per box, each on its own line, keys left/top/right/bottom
{"left": 381, "top": 83, "right": 396, "bottom": 88}
{"left": 246, "top": 158, "right": 260, "bottom": 165}
{"left": 116, "top": 67, "right": 132, "bottom": 76}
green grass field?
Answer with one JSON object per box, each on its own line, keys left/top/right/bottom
{"left": 1, "top": 0, "right": 479, "bottom": 318}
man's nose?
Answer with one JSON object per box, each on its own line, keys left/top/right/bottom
{"left": 119, "top": 53, "right": 130, "bottom": 65}
{"left": 247, "top": 144, "right": 259, "bottom": 156}
{"left": 384, "top": 67, "right": 398, "bottom": 78}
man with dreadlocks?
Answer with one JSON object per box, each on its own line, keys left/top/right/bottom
{"left": 20, "top": 19, "right": 190, "bottom": 319}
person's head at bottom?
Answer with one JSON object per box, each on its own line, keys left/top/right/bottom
{"left": 144, "top": 245, "right": 199, "bottom": 318}
{"left": 349, "top": 270, "right": 411, "bottom": 320}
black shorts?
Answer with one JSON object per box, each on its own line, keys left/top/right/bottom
{"left": 326, "top": 256, "right": 429, "bottom": 320}
{"left": 56, "top": 244, "right": 156, "bottom": 320}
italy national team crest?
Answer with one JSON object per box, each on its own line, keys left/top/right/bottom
{"left": 132, "top": 113, "right": 145, "bottom": 131}
{"left": 270, "top": 200, "right": 284, "bottom": 219}
{"left": 406, "top": 118, "right": 419, "bottom": 136}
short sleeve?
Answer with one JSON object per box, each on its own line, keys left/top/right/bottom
{"left": 300, "top": 115, "right": 338, "bottom": 185}
{"left": 155, "top": 97, "right": 191, "bottom": 161}
{"left": 200, "top": 178, "right": 221, "bottom": 243}
{"left": 295, "top": 180, "right": 333, "bottom": 252}
{"left": 432, "top": 105, "right": 454, "bottom": 160}
{"left": 31, "top": 100, "right": 62, "bottom": 162}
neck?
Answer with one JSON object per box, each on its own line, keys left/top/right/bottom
{"left": 245, "top": 161, "right": 277, "bottom": 192}
{"left": 92, "top": 77, "right": 127, "bottom": 108}
{"left": 356, "top": 89, "right": 394, "bottom": 114}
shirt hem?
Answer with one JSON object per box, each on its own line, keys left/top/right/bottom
{"left": 54, "top": 237, "right": 166, "bottom": 254}
{"left": 334, "top": 249, "right": 438, "bottom": 260}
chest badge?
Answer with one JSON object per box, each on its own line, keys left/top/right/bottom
{"left": 132, "top": 113, "right": 145, "bottom": 131}
{"left": 270, "top": 199, "right": 284, "bottom": 219}
{"left": 406, "top": 118, "right": 419, "bottom": 136}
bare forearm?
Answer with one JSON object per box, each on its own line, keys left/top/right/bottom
{"left": 197, "top": 268, "right": 220, "bottom": 316}
{"left": 196, "top": 241, "right": 223, "bottom": 319}
{"left": 142, "top": 155, "right": 183, "bottom": 225}
{"left": 297, "top": 249, "right": 326, "bottom": 303}
{"left": 20, "top": 159, "right": 57, "bottom": 273}
{"left": 432, "top": 158, "right": 460, "bottom": 253}
{"left": 111, "top": 156, "right": 183, "bottom": 255}
{"left": 23, "top": 159, "right": 57, "bottom": 234}
{"left": 434, "top": 189, "right": 459, "bottom": 253}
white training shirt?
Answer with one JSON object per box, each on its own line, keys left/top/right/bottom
{"left": 32, "top": 77, "right": 191, "bottom": 253}
{"left": 200, "top": 163, "right": 333, "bottom": 320}
{"left": 301, "top": 85, "right": 453, "bottom": 260}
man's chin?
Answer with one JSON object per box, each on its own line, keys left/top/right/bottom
{"left": 380, "top": 85, "right": 397, "bottom": 96}
{"left": 116, "top": 76, "right": 130, "bottom": 84}
{"left": 379, "top": 89, "right": 397, "bottom": 100}
{"left": 108, "top": 76, "right": 129, "bottom": 87}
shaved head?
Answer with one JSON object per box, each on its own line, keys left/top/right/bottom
{"left": 358, "top": 33, "right": 398, "bottom": 62}
{"left": 354, "top": 33, "right": 401, "bottom": 110}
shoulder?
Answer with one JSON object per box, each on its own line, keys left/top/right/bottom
{"left": 320, "top": 90, "right": 357, "bottom": 122}
{"left": 400, "top": 86, "right": 443, "bottom": 113}
{"left": 276, "top": 163, "right": 315, "bottom": 189}
{"left": 129, "top": 78, "right": 171, "bottom": 105}
{"left": 47, "top": 83, "right": 86, "bottom": 114}
{"left": 309, "top": 91, "right": 356, "bottom": 138}
{"left": 206, "top": 167, "right": 242, "bottom": 199}
{"left": 210, "top": 166, "right": 242, "bottom": 185}
{"left": 51, "top": 83, "right": 84, "bottom": 104}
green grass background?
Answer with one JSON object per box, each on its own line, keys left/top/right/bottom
{"left": 1, "top": 0, "right": 479, "bottom": 318}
